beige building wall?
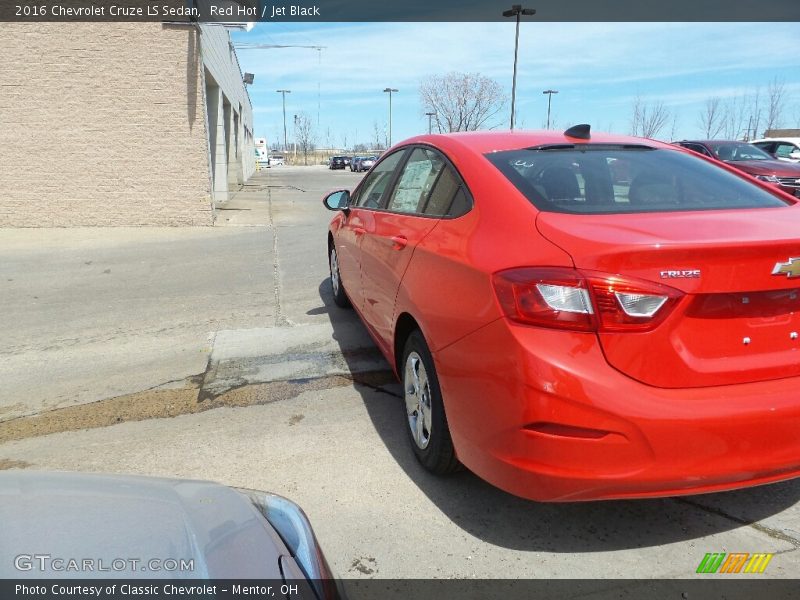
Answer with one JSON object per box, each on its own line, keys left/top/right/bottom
{"left": 0, "top": 23, "right": 253, "bottom": 227}
{"left": 200, "top": 24, "right": 256, "bottom": 187}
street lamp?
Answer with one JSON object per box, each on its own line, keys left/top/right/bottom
{"left": 383, "top": 87, "right": 399, "bottom": 147}
{"left": 425, "top": 111, "right": 436, "bottom": 134}
{"left": 276, "top": 89, "right": 291, "bottom": 151}
{"left": 542, "top": 89, "right": 558, "bottom": 129}
{"left": 502, "top": 4, "right": 536, "bottom": 130}
{"left": 293, "top": 114, "right": 298, "bottom": 160}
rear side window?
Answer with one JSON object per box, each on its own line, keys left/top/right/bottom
{"left": 423, "top": 165, "right": 471, "bottom": 217}
{"left": 485, "top": 145, "right": 790, "bottom": 214}
{"left": 775, "top": 143, "right": 798, "bottom": 159}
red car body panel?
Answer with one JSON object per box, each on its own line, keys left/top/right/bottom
{"left": 326, "top": 130, "right": 800, "bottom": 501}
{"left": 359, "top": 210, "right": 439, "bottom": 353}
{"left": 437, "top": 319, "right": 800, "bottom": 501}
{"left": 537, "top": 208, "right": 800, "bottom": 387}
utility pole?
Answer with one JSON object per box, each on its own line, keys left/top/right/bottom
{"left": 502, "top": 5, "right": 536, "bottom": 130}
{"left": 293, "top": 114, "right": 298, "bottom": 160}
{"left": 276, "top": 89, "right": 290, "bottom": 151}
{"left": 543, "top": 89, "right": 558, "bottom": 129}
{"left": 425, "top": 112, "right": 436, "bottom": 134}
{"left": 383, "top": 88, "right": 399, "bottom": 147}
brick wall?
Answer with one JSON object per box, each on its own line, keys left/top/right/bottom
{"left": 0, "top": 23, "right": 214, "bottom": 227}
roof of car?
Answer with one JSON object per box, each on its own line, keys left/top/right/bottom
{"left": 398, "top": 129, "right": 674, "bottom": 155}
{"left": 678, "top": 140, "right": 748, "bottom": 145}
{"left": 0, "top": 471, "right": 287, "bottom": 578}
{"left": 753, "top": 137, "right": 800, "bottom": 144}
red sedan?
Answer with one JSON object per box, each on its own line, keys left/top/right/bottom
{"left": 323, "top": 125, "right": 800, "bottom": 501}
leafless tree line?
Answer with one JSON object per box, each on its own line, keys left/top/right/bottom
{"left": 632, "top": 77, "right": 791, "bottom": 141}
{"left": 698, "top": 78, "right": 788, "bottom": 140}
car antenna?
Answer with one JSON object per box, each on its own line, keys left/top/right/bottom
{"left": 564, "top": 124, "right": 591, "bottom": 140}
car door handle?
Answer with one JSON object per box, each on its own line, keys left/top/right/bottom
{"left": 390, "top": 235, "right": 408, "bottom": 250}
{"left": 353, "top": 227, "right": 366, "bottom": 236}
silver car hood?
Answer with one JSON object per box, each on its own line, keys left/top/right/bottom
{"left": 0, "top": 471, "right": 288, "bottom": 579}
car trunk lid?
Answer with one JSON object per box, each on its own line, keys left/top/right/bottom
{"left": 537, "top": 207, "right": 800, "bottom": 388}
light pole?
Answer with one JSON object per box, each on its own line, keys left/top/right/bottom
{"left": 383, "top": 87, "right": 398, "bottom": 147}
{"left": 502, "top": 4, "right": 536, "bottom": 130}
{"left": 543, "top": 89, "right": 558, "bottom": 129}
{"left": 293, "top": 114, "right": 298, "bottom": 160}
{"left": 425, "top": 111, "right": 436, "bottom": 134}
{"left": 276, "top": 89, "right": 291, "bottom": 151}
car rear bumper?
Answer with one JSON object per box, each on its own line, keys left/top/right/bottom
{"left": 434, "top": 318, "right": 800, "bottom": 501}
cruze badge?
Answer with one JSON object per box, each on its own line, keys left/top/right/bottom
{"left": 772, "top": 258, "right": 800, "bottom": 278}
{"left": 660, "top": 269, "right": 701, "bottom": 279}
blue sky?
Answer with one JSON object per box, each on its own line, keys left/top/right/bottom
{"left": 232, "top": 22, "right": 799, "bottom": 149}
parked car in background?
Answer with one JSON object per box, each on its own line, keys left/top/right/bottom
{"left": 0, "top": 471, "right": 342, "bottom": 599}
{"left": 350, "top": 156, "right": 377, "bottom": 172}
{"left": 324, "top": 126, "right": 800, "bottom": 502}
{"left": 752, "top": 138, "right": 800, "bottom": 162}
{"left": 269, "top": 154, "right": 285, "bottom": 167}
{"left": 674, "top": 140, "right": 800, "bottom": 197}
{"left": 329, "top": 156, "right": 348, "bottom": 170}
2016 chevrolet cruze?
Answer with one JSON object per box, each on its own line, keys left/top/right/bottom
{"left": 323, "top": 125, "right": 800, "bottom": 502}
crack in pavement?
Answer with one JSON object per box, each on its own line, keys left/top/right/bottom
{"left": 674, "top": 496, "right": 800, "bottom": 548}
{"left": 268, "top": 186, "right": 290, "bottom": 328}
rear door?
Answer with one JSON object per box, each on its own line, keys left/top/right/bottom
{"left": 358, "top": 147, "right": 451, "bottom": 351}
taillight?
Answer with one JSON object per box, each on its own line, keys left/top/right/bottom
{"left": 492, "top": 267, "right": 682, "bottom": 332}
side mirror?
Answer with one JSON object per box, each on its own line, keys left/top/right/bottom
{"left": 323, "top": 190, "right": 351, "bottom": 211}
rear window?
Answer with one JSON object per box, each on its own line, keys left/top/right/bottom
{"left": 484, "top": 145, "right": 790, "bottom": 214}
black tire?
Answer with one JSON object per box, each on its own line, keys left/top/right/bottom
{"left": 401, "top": 330, "right": 460, "bottom": 475}
{"left": 329, "top": 244, "right": 351, "bottom": 308}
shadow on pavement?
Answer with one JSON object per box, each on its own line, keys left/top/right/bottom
{"left": 314, "top": 279, "right": 800, "bottom": 553}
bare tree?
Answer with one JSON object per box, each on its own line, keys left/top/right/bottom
{"left": 295, "top": 112, "right": 315, "bottom": 165}
{"left": 372, "top": 121, "right": 386, "bottom": 150}
{"left": 721, "top": 93, "right": 748, "bottom": 139}
{"left": 669, "top": 113, "right": 679, "bottom": 141}
{"left": 629, "top": 96, "right": 671, "bottom": 139}
{"left": 698, "top": 97, "right": 725, "bottom": 138}
{"left": 419, "top": 72, "right": 507, "bottom": 132}
{"left": 765, "top": 77, "right": 787, "bottom": 133}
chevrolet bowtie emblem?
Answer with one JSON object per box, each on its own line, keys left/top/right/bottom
{"left": 773, "top": 258, "right": 800, "bottom": 278}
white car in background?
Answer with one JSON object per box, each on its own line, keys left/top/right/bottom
{"left": 752, "top": 138, "right": 800, "bottom": 162}
{"left": 269, "top": 154, "right": 286, "bottom": 167}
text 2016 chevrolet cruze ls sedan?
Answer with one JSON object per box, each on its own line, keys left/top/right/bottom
{"left": 323, "top": 125, "right": 800, "bottom": 502}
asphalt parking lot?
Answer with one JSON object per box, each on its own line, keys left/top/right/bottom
{"left": 1, "top": 166, "right": 799, "bottom": 588}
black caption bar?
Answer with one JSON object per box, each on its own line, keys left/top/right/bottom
{"left": 1, "top": 0, "right": 799, "bottom": 22}
{"left": 3, "top": 579, "right": 800, "bottom": 600}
